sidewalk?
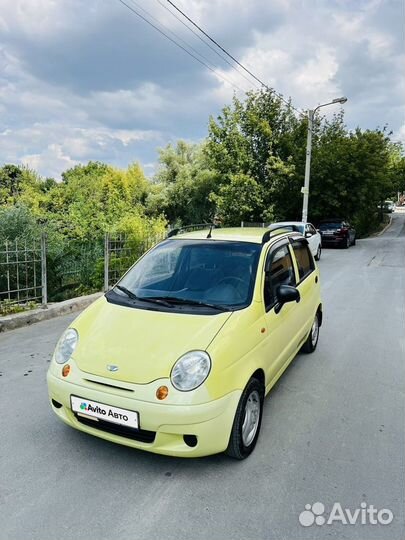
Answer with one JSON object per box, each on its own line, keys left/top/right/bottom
{"left": 0, "top": 292, "right": 102, "bottom": 333}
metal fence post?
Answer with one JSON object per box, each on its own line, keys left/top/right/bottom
{"left": 104, "top": 233, "right": 109, "bottom": 292}
{"left": 41, "top": 233, "right": 48, "bottom": 308}
{"left": 5, "top": 240, "right": 11, "bottom": 301}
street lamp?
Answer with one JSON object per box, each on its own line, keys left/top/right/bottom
{"left": 301, "top": 96, "right": 348, "bottom": 223}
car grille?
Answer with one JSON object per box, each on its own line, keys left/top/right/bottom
{"left": 75, "top": 414, "right": 156, "bottom": 443}
{"left": 84, "top": 378, "right": 134, "bottom": 392}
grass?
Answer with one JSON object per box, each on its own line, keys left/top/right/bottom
{"left": 368, "top": 213, "right": 391, "bottom": 237}
{"left": 0, "top": 300, "right": 39, "bottom": 316}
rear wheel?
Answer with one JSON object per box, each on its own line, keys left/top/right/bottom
{"left": 226, "top": 377, "right": 264, "bottom": 460}
{"left": 302, "top": 312, "right": 320, "bottom": 353}
{"left": 315, "top": 245, "right": 321, "bottom": 261}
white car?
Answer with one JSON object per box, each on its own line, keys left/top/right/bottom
{"left": 269, "top": 221, "right": 322, "bottom": 260}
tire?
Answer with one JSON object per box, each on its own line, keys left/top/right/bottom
{"left": 301, "top": 312, "right": 320, "bottom": 354}
{"left": 225, "top": 377, "right": 264, "bottom": 460}
{"left": 315, "top": 245, "right": 321, "bottom": 261}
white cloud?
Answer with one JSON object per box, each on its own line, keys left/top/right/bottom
{"left": 89, "top": 84, "right": 169, "bottom": 124}
{"left": 396, "top": 124, "right": 405, "bottom": 145}
{"left": 0, "top": 0, "right": 108, "bottom": 38}
{"left": 21, "top": 144, "right": 79, "bottom": 178}
{"left": 2, "top": 124, "right": 165, "bottom": 179}
{"left": 0, "top": 0, "right": 403, "bottom": 178}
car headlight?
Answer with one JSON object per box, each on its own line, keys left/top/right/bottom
{"left": 171, "top": 351, "right": 211, "bottom": 391}
{"left": 55, "top": 328, "right": 78, "bottom": 364}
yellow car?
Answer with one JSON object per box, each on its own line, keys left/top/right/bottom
{"left": 47, "top": 225, "right": 322, "bottom": 459}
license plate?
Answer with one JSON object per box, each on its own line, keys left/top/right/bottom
{"left": 71, "top": 396, "right": 139, "bottom": 429}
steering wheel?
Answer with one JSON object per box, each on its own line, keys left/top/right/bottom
{"left": 216, "top": 276, "right": 246, "bottom": 300}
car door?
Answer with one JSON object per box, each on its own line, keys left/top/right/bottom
{"left": 343, "top": 221, "right": 351, "bottom": 242}
{"left": 310, "top": 223, "right": 320, "bottom": 248}
{"left": 305, "top": 224, "right": 318, "bottom": 256}
{"left": 346, "top": 222, "right": 355, "bottom": 242}
{"left": 262, "top": 240, "right": 303, "bottom": 385}
{"left": 290, "top": 239, "right": 318, "bottom": 336}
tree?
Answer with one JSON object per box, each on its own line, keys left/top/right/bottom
{"left": 53, "top": 161, "right": 152, "bottom": 238}
{"left": 308, "top": 120, "right": 393, "bottom": 234}
{"left": 210, "top": 173, "right": 264, "bottom": 226}
{"left": 149, "top": 141, "right": 218, "bottom": 225}
{"left": 206, "top": 90, "right": 301, "bottom": 223}
{"left": 387, "top": 142, "right": 405, "bottom": 196}
{"left": 0, "top": 164, "right": 24, "bottom": 204}
{"left": 0, "top": 204, "right": 41, "bottom": 243}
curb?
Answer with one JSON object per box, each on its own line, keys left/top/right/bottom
{"left": 377, "top": 214, "right": 393, "bottom": 236}
{"left": 0, "top": 292, "right": 103, "bottom": 333}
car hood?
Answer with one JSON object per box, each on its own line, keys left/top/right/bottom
{"left": 71, "top": 296, "right": 232, "bottom": 384}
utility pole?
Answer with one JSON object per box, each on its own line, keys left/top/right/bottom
{"left": 301, "top": 97, "right": 348, "bottom": 223}
{"left": 301, "top": 109, "right": 314, "bottom": 223}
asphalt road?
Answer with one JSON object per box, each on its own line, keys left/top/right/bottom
{"left": 1, "top": 213, "right": 404, "bottom": 540}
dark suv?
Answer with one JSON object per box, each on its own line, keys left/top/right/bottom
{"left": 318, "top": 219, "right": 356, "bottom": 248}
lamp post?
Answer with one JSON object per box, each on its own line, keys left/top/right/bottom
{"left": 301, "top": 96, "right": 348, "bottom": 223}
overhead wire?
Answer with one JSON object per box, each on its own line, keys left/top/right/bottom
{"left": 165, "top": 0, "right": 305, "bottom": 117}
{"left": 154, "top": 0, "right": 261, "bottom": 90}
{"left": 116, "top": 0, "right": 248, "bottom": 93}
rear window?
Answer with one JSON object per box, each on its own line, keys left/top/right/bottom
{"left": 272, "top": 224, "right": 304, "bottom": 234}
{"left": 319, "top": 222, "right": 342, "bottom": 230}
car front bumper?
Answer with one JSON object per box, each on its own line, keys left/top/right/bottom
{"left": 47, "top": 364, "right": 241, "bottom": 458}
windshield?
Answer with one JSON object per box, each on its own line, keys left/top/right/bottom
{"left": 114, "top": 239, "right": 261, "bottom": 311}
{"left": 319, "top": 222, "right": 342, "bottom": 230}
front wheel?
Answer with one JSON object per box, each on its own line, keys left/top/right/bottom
{"left": 226, "top": 378, "right": 264, "bottom": 460}
{"left": 315, "top": 245, "right": 321, "bottom": 261}
{"left": 302, "top": 312, "right": 320, "bottom": 353}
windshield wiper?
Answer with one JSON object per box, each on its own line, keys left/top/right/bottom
{"left": 115, "top": 285, "right": 138, "bottom": 300}
{"left": 114, "top": 285, "right": 173, "bottom": 307}
{"left": 146, "top": 296, "right": 231, "bottom": 312}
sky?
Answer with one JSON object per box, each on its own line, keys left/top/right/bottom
{"left": 0, "top": 0, "right": 404, "bottom": 179}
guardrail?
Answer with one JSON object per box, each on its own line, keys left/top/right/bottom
{"left": 0, "top": 231, "right": 165, "bottom": 313}
{"left": 0, "top": 236, "right": 46, "bottom": 311}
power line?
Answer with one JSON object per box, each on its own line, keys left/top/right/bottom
{"left": 154, "top": 0, "right": 261, "bottom": 90}
{"left": 126, "top": 0, "right": 249, "bottom": 92}
{"left": 116, "top": 0, "right": 247, "bottom": 94}
{"left": 166, "top": 0, "right": 305, "bottom": 116}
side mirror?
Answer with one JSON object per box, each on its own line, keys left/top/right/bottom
{"left": 275, "top": 285, "right": 300, "bottom": 314}
{"left": 305, "top": 232, "right": 312, "bottom": 238}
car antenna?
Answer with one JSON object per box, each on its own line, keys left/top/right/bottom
{"left": 206, "top": 224, "right": 213, "bottom": 238}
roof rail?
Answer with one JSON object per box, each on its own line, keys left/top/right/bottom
{"left": 261, "top": 224, "right": 302, "bottom": 244}
{"left": 167, "top": 223, "right": 217, "bottom": 238}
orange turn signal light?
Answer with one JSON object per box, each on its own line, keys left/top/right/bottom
{"left": 156, "top": 385, "right": 169, "bottom": 400}
{"left": 62, "top": 364, "right": 71, "bottom": 377}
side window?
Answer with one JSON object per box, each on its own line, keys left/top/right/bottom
{"left": 292, "top": 241, "right": 315, "bottom": 281}
{"left": 309, "top": 224, "right": 317, "bottom": 235}
{"left": 264, "top": 244, "right": 296, "bottom": 309}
